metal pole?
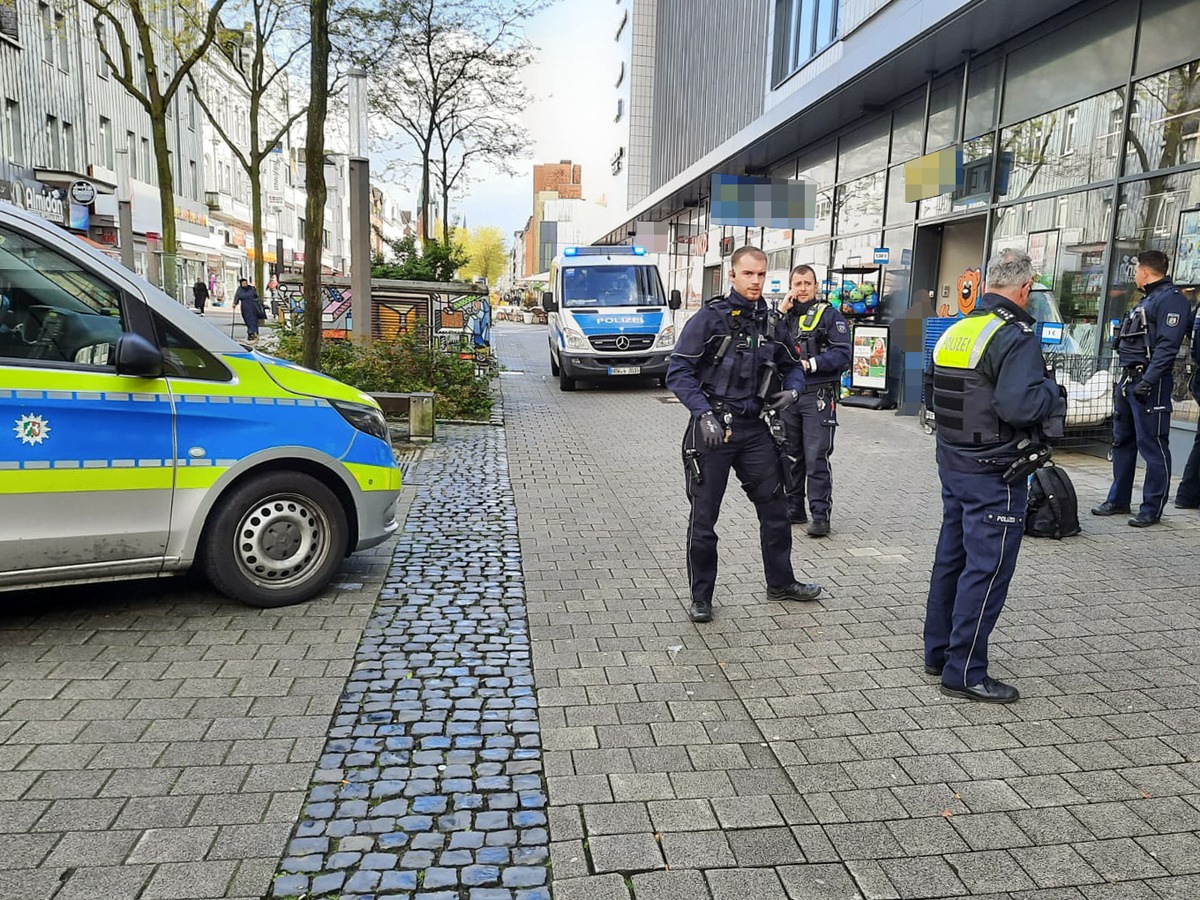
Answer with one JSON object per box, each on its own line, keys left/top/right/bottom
{"left": 347, "top": 68, "right": 371, "bottom": 342}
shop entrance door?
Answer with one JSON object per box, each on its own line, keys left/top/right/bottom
{"left": 911, "top": 217, "right": 988, "bottom": 318}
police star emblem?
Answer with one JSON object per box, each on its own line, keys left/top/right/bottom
{"left": 14, "top": 413, "right": 50, "bottom": 446}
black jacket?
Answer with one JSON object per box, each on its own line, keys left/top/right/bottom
{"left": 938, "top": 294, "right": 1063, "bottom": 471}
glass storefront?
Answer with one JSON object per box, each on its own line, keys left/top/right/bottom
{"left": 664, "top": 0, "right": 1200, "bottom": 421}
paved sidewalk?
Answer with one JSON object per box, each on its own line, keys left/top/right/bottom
{"left": 0, "top": 530, "right": 403, "bottom": 900}
{"left": 498, "top": 323, "right": 1200, "bottom": 900}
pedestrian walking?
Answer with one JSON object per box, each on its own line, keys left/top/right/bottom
{"left": 778, "top": 264, "right": 852, "bottom": 536}
{"left": 666, "top": 245, "right": 822, "bottom": 623}
{"left": 1091, "top": 250, "right": 1191, "bottom": 526}
{"left": 233, "top": 277, "right": 263, "bottom": 341}
{"left": 192, "top": 277, "right": 209, "bottom": 316}
{"left": 1173, "top": 301, "right": 1200, "bottom": 509}
{"left": 924, "top": 249, "right": 1066, "bottom": 704}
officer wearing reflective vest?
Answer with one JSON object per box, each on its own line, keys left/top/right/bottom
{"left": 778, "top": 264, "right": 852, "bottom": 537}
{"left": 1092, "top": 250, "right": 1191, "bottom": 526}
{"left": 667, "top": 246, "right": 823, "bottom": 623}
{"left": 925, "top": 249, "right": 1065, "bottom": 704}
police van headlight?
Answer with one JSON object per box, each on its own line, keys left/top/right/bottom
{"left": 563, "top": 327, "right": 590, "bottom": 351}
{"left": 332, "top": 400, "right": 390, "bottom": 443}
{"left": 654, "top": 326, "right": 675, "bottom": 349}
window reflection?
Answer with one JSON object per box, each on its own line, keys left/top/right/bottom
{"left": 999, "top": 88, "right": 1123, "bottom": 201}
{"left": 834, "top": 171, "right": 885, "bottom": 236}
{"left": 1125, "top": 60, "right": 1200, "bottom": 176}
{"left": 991, "top": 186, "right": 1114, "bottom": 354}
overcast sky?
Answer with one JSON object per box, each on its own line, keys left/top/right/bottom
{"left": 375, "top": 1, "right": 619, "bottom": 244}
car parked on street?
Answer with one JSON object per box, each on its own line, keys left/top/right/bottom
{"left": 0, "top": 203, "right": 400, "bottom": 607}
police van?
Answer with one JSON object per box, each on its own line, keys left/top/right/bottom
{"left": 0, "top": 203, "right": 400, "bottom": 608}
{"left": 543, "top": 246, "right": 681, "bottom": 391}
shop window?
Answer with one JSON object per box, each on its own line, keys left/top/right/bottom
{"left": 999, "top": 88, "right": 1123, "bottom": 202}
{"left": 925, "top": 77, "right": 961, "bottom": 153}
{"left": 1110, "top": 171, "right": 1200, "bottom": 421}
{"left": 796, "top": 140, "right": 836, "bottom": 189}
{"left": 880, "top": 226, "right": 915, "bottom": 318}
{"left": 885, "top": 164, "right": 915, "bottom": 226}
{"left": 891, "top": 97, "right": 925, "bottom": 164}
{"left": 838, "top": 115, "right": 889, "bottom": 183}
{"left": 1124, "top": 58, "right": 1200, "bottom": 177}
{"left": 1134, "top": 0, "right": 1200, "bottom": 79}
{"left": 964, "top": 59, "right": 1001, "bottom": 141}
{"left": 1002, "top": 1, "right": 1134, "bottom": 126}
{"left": 832, "top": 232, "right": 879, "bottom": 271}
{"left": 833, "top": 171, "right": 885, "bottom": 237}
{"left": 953, "top": 133, "right": 997, "bottom": 213}
{"left": 992, "top": 185, "right": 1115, "bottom": 353}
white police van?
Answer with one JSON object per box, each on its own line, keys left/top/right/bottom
{"left": 543, "top": 246, "right": 681, "bottom": 391}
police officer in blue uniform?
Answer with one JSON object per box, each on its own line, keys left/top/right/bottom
{"left": 667, "top": 246, "right": 822, "bottom": 623}
{"left": 1173, "top": 300, "right": 1200, "bottom": 509}
{"left": 925, "top": 249, "right": 1066, "bottom": 704}
{"left": 778, "top": 264, "right": 852, "bottom": 536}
{"left": 1092, "top": 250, "right": 1191, "bottom": 526}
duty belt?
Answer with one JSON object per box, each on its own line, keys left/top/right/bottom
{"left": 802, "top": 381, "right": 837, "bottom": 394}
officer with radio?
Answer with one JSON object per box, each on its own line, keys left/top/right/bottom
{"left": 925, "top": 249, "right": 1066, "bottom": 704}
{"left": 667, "top": 246, "right": 823, "bottom": 623}
{"left": 1092, "top": 250, "right": 1191, "bottom": 526}
{"left": 778, "top": 264, "right": 852, "bottom": 536}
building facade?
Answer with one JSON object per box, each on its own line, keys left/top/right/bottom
{"left": 605, "top": 0, "right": 1200, "bottom": 436}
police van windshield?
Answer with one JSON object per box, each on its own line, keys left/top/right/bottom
{"left": 561, "top": 265, "right": 664, "bottom": 308}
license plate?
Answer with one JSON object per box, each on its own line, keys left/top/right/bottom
{"left": 607, "top": 366, "right": 641, "bottom": 376}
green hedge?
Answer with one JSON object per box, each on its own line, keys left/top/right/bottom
{"left": 272, "top": 326, "right": 494, "bottom": 421}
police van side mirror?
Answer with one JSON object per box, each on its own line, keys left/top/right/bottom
{"left": 115, "top": 332, "right": 164, "bottom": 378}
{"left": 669, "top": 289, "right": 682, "bottom": 311}
{"left": 542, "top": 291, "right": 557, "bottom": 312}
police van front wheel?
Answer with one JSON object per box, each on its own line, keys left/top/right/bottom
{"left": 202, "top": 472, "right": 349, "bottom": 608}
{"left": 549, "top": 350, "right": 560, "bottom": 376}
{"left": 559, "top": 369, "right": 576, "bottom": 391}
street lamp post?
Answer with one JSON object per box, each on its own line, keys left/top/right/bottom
{"left": 347, "top": 67, "right": 371, "bottom": 342}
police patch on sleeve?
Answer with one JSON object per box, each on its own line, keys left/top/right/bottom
{"left": 1166, "top": 313, "right": 1180, "bottom": 327}
{"left": 836, "top": 321, "right": 848, "bottom": 333}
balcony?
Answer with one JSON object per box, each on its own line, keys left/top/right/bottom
{"left": 204, "top": 191, "right": 221, "bottom": 211}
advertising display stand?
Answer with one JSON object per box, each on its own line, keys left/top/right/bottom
{"left": 829, "top": 265, "right": 896, "bottom": 410}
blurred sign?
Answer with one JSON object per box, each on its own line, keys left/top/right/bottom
{"left": 873, "top": 247, "right": 889, "bottom": 265}
{"left": 69, "top": 181, "right": 96, "bottom": 204}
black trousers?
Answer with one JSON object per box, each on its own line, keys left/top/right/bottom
{"left": 1176, "top": 372, "right": 1200, "bottom": 506}
{"left": 681, "top": 415, "right": 795, "bottom": 607}
{"left": 782, "top": 385, "right": 838, "bottom": 521}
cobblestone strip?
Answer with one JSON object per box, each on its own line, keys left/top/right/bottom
{"left": 271, "top": 423, "right": 549, "bottom": 900}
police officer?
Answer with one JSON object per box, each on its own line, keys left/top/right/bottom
{"left": 925, "top": 249, "right": 1065, "bottom": 704}
{"left": 667, "top": 246, "right": 822, "bottom": 623}
{"left": 778, "top": 264, "right": 852, "bottom": 536}
{"left": 1092, "top": 250, "right": 1191, "bottom": 526}
{"left": 1173, "top": 299, "right": 1200, "bottom": 509}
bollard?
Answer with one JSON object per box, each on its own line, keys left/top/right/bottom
{"left": 409, "top": 392, "right": 435, "bottom": 442}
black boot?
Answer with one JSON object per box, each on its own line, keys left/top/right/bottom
{"left": 688, "top": 600, "right": 712, "bottom": 622}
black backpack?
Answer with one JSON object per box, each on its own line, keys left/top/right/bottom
{"left": 1025, "top": 465, "right": 1081, "bottom": 539}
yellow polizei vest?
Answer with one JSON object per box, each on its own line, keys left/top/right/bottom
{"left": 798, "top": 301, "right": 829, "bottom": 332}
{"left": 933, "top": 312, "right": 1007, "bottom": 370}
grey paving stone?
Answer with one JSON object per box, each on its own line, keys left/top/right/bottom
{"left": 139, "top": 860, "right": 237, "bottom": 899}
{"left": 44, "top": 829, "right": 140, "bottom": 867}
{"left": 711, "top": 795, "right": 784, "bottom": 829}
{"left": 1072, "top": 838, "right": 1169, "bottom": 882}
{"left": 946, "top": 850, "right": 1037, "bottom": 893}
{"left": 53, "top": 865, "right": 155, "bottom": 900}
{"left": 646, "top": 799, "right": 717, "bottom": 832}
{"left": 660, "top": 830, "right": 737, "bottom": 870}
{"left": 706, "top": 867, "right": 790, "bottom": 900}
{"left": 1010, "top": 844, "right": 1105, "bottom": 889}
{"left": 588, "top": 832, "right": 664, "bottom": 874}
{"left": 550, "top": 874, "right": 630, "bottom": 900}
{"left": 777, "top": 863, "right": 862, "bottom": 900}
{"left": 726, "top": 826, "right": 805, "bottom": 866}
{"left": 583, "top": 802, "right": 652, "bottom": 835}
{"left": 630, "top": 869, "right": 710, "bottom": 900}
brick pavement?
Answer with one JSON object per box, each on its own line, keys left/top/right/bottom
{"left": 497, "top": 323, "right": 1200, "bottom": 900}
{"left": 0, "top": 491, "right": 410, "bottom": 900}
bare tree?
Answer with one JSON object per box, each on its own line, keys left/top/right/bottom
{"left": 83, "top": 0, "right": 229, "bottom": 299}
{"left": 189, "top": 0, "right": 312, "bottom": 294}
{"left": 361, "top": 0, "right": 544, "bottom": 243}
{"left": 301, "top": 0, "right": 331, "bottom": 369}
